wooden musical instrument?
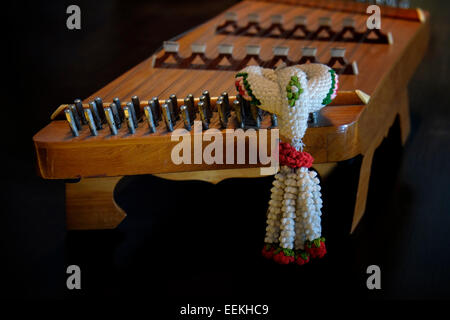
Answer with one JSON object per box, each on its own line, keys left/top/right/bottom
{"left": 33, "top": 0, "right": 429, "bottom": 232}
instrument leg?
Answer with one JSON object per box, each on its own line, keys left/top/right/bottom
{"left": 65, "top": 176, "right": 126, "bottom": 230}
{"left": 398, "top": 89, "right": 411, "bottom": 146}
{"left": 350, "top": 147, "right": 375, "bottom": 234}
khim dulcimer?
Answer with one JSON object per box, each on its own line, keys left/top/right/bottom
{"left": 33, "top": 0, "right": 429, "bottom": 259}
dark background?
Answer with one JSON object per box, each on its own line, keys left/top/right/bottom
{"left": 1, "top": 0, "right": 449, "bottom": 304}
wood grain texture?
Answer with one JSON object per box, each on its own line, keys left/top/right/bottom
{"left": 260, "top": 0, "right": 424, "bottom": 21}
{"left": 66, "top": 176, "right": 125, "bottom": 229}
{"left": 32, "top": 0, "right": 429, "bottom": 231}
{"left": 153, "top": 162, "right": 336, "bottom": 184}
{"left": 154, "top": 167, "right": 277, "bottom": 184}
{"left": 347, "top": 8, "right": 429, "bottom": 232}
{"left": 350, "top": 88, "right": 410, "bottom": 232}
{"left": 33, "top": 0, "right": 429, "bottom": 180}
{"left": 35, "top": 90, "right": 367, "bottom": 179}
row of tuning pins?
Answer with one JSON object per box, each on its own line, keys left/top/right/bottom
{"left": 63, "top": 91, "right": 270, "bottom": 137}
{"left": 356, "top": 0, "right": 410, "bottom": 8}
{"left": 183, "top": 92, "right": 276, "bottom": 130}
{"left": 171, "top": 92, "right": 270, "bottom": 131}
{"left": 64, "top": 96, "right": 156, "bottom": 137}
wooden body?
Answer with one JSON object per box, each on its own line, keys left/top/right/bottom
{"left": 33, "top": 0, "right": 430, "bottom": 231}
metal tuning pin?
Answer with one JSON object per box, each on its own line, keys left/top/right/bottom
{"left": 143, "top": 106, "right": 157, "bottom": 133}
{"left": 233, "top": 99, "right": 244, "bottom": 129}
{"left": 147, "top": 101, "right": 158, "bottom": 126}
{"left": 221, "top": 92, "right": 231, "bottom": 116}
{"left": 126, "top": 102, "right": 138, "bottom": 128}
{"left": 65, "top": 107, "right": 79, "bottom": 137}
{"left": 165, "top": 99, "right": 176, "bottom": 124}
{"left": 199, "top": 96, "right": 209, "bottom": 122}
{"left": 123, "top": 105, "right": 136, "bottom": 134}
{"left": 69, "top": 104, "right": 82, "bottom": 130}
{"left": 109, "top": 102, "right": 121, "bottom": 129}
{"left": 236, "top": 94, "right": 250, "bottom": 126}
{"left": 162, "top": 103, "right": 174, "bottom": 132}
{"left": 198, "top": 101, "right": 209, "bottom": 130}
{"left": 221, "top": 91, "right": 229, "bottom": 108}
{"left": 236, "top": 93, "right": 247, "bottom": 111}
{"left": 150, "top": 97, "right": 161, "bottom": 123}
{"left": 308, "top": 111, "right": 319, "bottom": 125}
{"left": 217, "top": 98, "right": 229, "bottom": 128}
{"left": 104, "top": 107, "right": 118, "bottom": 135}
{"left": 169, "top": 94, "right": 179, "bottom": 121}
{"left": 74, "top": 99, "right": 87, "bottom": 124}
{"left": 202, "top": 90, "right": 212, "bottom": 113}
{"left": 94, "top": 97, "right": 106, "bottom": 123}
{"left": 398, "top": 0, "right": 410, "bottom": 8}
{"left": 184, "top": 94, "right": 196, "bottom": 124}
{"left": 113, "top": 97, "right": 125, "bottom": 122}
{"left": 180, "top": 105, "right": 191, "bottom": 131}
{"left": 250, "top": 104, "right": 261, "bottom": 128}
{"left": 131, "top": 95, "right": 141, "bottom": 121}
{"left": 89, "top": 101, "right": 103, "bottom": 129}
{"left": 84, "top": 108, "right": 98, "bottom": 136}
{"left": 237, "top": 94, "right": 258, "bottom": 127}
{"left": 271, "top": 113, "right": 278, "bottom": 127}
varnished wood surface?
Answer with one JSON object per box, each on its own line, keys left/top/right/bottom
{"left": 154, "top": 167, "right": 277, "bottom": 184}
{"left": 66, "top": 176, "right": 126, "bottom": 229}
{"left": 7, "top": 0, "right": 450, "bottom": 300}
{"left": 35, "top": 120, "right": 279, "bottom": 179}
{"left": 262, "top": 0, "right": 424, "bottom": 21}
{"left": 351, "top": 88, "right": 410, "bottom": 233}
{"left": 33, "top": 0, "right": 429, "bottom": 180}
{"left": 84, "top": 0, "right": 426, "bottom": 101}
{"left": 34, "top": 99, "right": 366, "bottom": 179}
{"left": 154, "top": 162, "right": 336, "bottom": 184}
{"left": 348, "top": 15, "right": 429, "bottom": 231}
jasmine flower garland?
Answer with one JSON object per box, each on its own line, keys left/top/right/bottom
{"left": 235, "top": 64, "right": 338, "bottom": 266}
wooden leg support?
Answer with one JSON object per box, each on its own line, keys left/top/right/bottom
{"left": 64, "top": 92, "right": 408, "bottom": 233}
{"left": 398, "top": 89, "right": 411, "bottom": 146}
{"left": 65, "top": 176, "right": 126, "bottom": 230}
{"left": 350, "top": 147, "right": 375, "bottom": 234}
{"left": 350, "top": 88, "right": 410, "bottom": 233}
